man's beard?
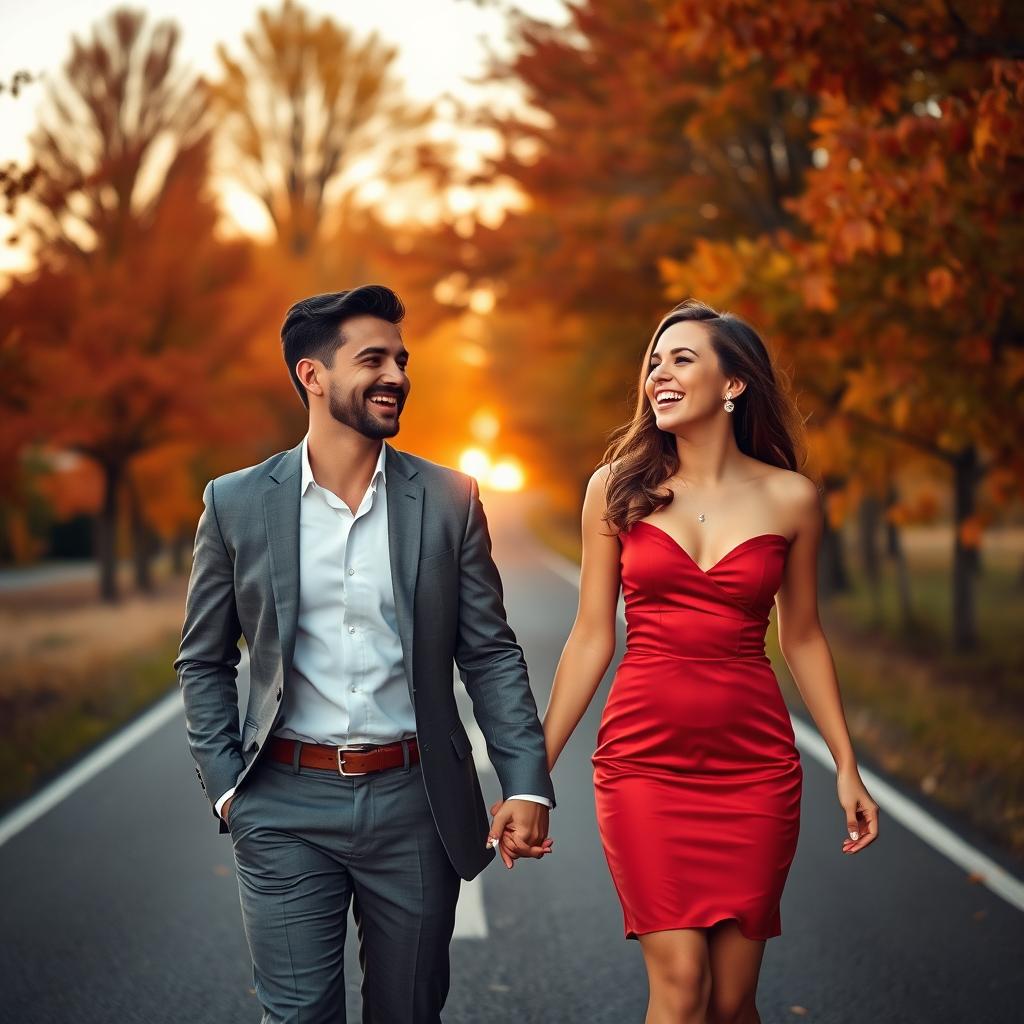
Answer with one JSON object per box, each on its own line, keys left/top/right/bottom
{"left": 327, "top": 381, "right": 403, "bottom": 440}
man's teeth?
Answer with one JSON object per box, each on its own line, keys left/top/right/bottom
{"left": 370, "top": 395, "right": 398, "bottom": 406}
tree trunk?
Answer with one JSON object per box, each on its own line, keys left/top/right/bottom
{"left": 95, "top": 461, "right": 122, "bottom": 603}
{"left": 126, "top": 473, "right": 157, "bottom": 593}
{"left": 818, "top": 475, "right": 850, "bottom": 597}
{"left": 857, "top": 493, "right": 883, "bottom": 620}
{"left": 951, "top": 444, "right": 981, "bottom": 652}
{"left": 885, "top": 483, "right": 915, "bottom": 630}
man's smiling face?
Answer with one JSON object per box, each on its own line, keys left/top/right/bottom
{"left": 324, "top": 315, "right": 410, "bottom": 440}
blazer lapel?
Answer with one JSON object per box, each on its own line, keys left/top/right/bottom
{"left": 385, "top": 444, "right": 423, "bottom": 700}
{"left": 263, "top": 444, "right": 302, "bottom": 682}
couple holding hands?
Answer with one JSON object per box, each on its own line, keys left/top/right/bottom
{"left": 175, "top": 284, "right": 878, "bottom": 1024}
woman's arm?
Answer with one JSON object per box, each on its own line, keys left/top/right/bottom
{"left": 542, "top": 465, "right": 622, "bottom": 771}
{"left": 774, "top": 473, "right": 880, "bottom": 853}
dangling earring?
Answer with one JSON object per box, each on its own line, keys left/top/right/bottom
{"left": 723, "top": 390, "right": 735, "bottom": 413}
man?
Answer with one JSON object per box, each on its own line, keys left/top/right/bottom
{"left": 174, "top": 284, "right": 555, "bottom": 1023}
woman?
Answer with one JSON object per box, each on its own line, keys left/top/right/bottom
{"left": 534, "top": 300, "right": 879, "bottom": 1023}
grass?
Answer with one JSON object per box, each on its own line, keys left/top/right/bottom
{"left": 529, "top": 499, "right": 1024, "bottom": 862}
{"left": 0, "top": 632, "right": 184, "bottom": 812}
{"left": 0, "top": 571, "right": 190, "bottom": 814}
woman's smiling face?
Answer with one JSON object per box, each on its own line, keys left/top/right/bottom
{"left": 644, "top": 320, "right": 743, "bottom": 430}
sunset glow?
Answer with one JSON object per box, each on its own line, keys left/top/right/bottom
{"left": 458, "top": 448, "right": 525, "bottom": 491}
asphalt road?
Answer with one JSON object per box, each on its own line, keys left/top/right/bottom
{"left": 1, "top": 492, "right": 1022, "bottom": 1023}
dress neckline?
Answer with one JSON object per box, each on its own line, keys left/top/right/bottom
{"left": 630, "top": 521, "right": 791, "bottom": 576}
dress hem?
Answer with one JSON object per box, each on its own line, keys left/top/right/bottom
{"left": 625, "top": 914, "right": 780, "bottom": 943}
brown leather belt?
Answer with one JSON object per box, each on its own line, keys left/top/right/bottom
{"left": 267, "top": 736, "right": 419, "bottom": 776}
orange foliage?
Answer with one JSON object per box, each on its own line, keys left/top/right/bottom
{"left": 34, "top": 454, "right": 103, "bottom": 519}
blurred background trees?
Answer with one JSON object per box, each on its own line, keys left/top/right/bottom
{"left": 0, "top": 0, "right": 1022, "bottom": 851}
{"left": 0, "top": 0, "right": 1021, "bottom": 647}
{"left": 454, "top": 0, "right": 1024, "bottom": 652}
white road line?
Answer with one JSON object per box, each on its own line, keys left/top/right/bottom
{"left": 538, "top": 546, "right": 1024, "bottom": 913}
{"left": 0, "top": 650, "right": 251, "bottom": 850}
{"left": 454, "top": 876, "right": 489, "bottom": 939}
{"left": 3, "top": 647, "right": 493, "bottom": 941}
{"left": 0, "top": 687, "right": 184, "bottom": 848}
{"left": 451, "top": 712, "right": 494, "bottom": 939}
{"left": 792, "top": 723, "right": 1024, "bottom": 911}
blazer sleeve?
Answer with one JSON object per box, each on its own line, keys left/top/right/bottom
{"left": 173, "top": 478, "right": 245, "bottom": 820}
{"left": 453, "top": 476, "right": 556, "bottom": 806}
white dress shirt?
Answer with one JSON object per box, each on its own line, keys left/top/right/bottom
{"left": 216, "top": 436, "right": 550, "bottom": 817}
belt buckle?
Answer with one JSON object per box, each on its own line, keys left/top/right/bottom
{"left": 337, "top": 747, "right": 368, "bottom": 777}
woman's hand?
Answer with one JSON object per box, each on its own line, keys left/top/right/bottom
{"left": 837, "top": 768, "right": 879, "bottom": 854}
{"left": 488, "top": 800, "right": 554, "bottom": 868}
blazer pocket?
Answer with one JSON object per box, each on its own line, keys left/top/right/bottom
{"left": 450, "top": 721, "right": 473, "bottom": 761}
{"left": 419, "top": 546, "right": 455, "bottom": 567}
{"left": 241, "top": 716, "right": 260, "bottom": 752}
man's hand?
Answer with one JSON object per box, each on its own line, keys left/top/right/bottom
{"left": 487, "top": 799, "right": 553, "bottom": 869}
{"left": 220, "top": 795, "right": 234, "bottom": 823}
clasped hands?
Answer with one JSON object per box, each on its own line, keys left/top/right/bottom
{"left": 486, "top": 798, "right": 554, "bottom": 869}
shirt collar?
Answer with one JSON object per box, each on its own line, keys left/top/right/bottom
{"left": 300, "top": 434, "right": 387, "bottom": 497}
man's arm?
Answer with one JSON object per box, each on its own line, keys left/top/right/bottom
{"left": 173, "top": 478, "right": 245, "bottom": 821}
{"left": 453, "top": 476, "right": 555, "bottom": 807}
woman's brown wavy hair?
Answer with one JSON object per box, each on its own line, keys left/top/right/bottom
{"left": 602, "top": 299, "right": 806, "bottom": 534}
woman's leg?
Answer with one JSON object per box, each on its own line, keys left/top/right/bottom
{"left": 638, "top": 929, "right": 713, "bottom": 1024}
{"left": 705, "top": 920, "right": 767, "bottom": 1024}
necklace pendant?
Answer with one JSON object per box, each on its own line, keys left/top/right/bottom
{"left": 697, "top": 513, "right": 706, "bottom": 523}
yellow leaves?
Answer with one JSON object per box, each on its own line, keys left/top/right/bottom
{"left": 839, "top": 367, "right": 885, "bottom": 414}
{"left": 825, "top": 487, "right": 849, "bottom": 530}
{"left": 926, "top": 266, "right": 956, "bottom": 308}
{"left": 659, "top": 239, "right": 744, "bottom": 304}
{"left": 891, "top": 392, "right": 911, "bottom": 430}
{"left": 838, "top": 219, "right": 876, "bottom": 261}
{"left": 800, "top": 271, "right": 837, "bottom": 312}
{"left": 880, "top": 226, "right": 902, "bottom": 256}
{"left": 660, "top": 236, "right": 794, "bottom": 310}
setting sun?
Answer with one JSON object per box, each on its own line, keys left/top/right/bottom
{"left": 458, "top": 448, "right": 525, "bottom": 491}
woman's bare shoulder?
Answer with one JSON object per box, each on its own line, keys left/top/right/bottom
{"left": 585, "top": 462, "right": 614, "bottom": 499}
{"left": 758, "top": 465, "right": 821, "bottom": 520}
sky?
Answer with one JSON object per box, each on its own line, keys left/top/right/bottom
{"left": 0, "top": 0, "right": 567, "bottom": 267}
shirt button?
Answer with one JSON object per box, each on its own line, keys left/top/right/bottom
{"left": 348, "top": 568, "right": 355, "bottom": 576}
{"left": 348, "top": 626, "right": 356, "bottom": 634}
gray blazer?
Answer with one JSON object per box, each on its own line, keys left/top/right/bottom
{"left": 174, "top": 441, "right": 555, "bottom": 880}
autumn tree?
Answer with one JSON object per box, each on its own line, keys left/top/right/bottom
{"left": 464, "top": 0, "right": 1022, "bottom": 648}
{"left": 2, "top": 10, "right": 257, "bottom": 600}
{"left": 659, "top": 0, "right": 1024, "bottom": 649}
{"left": 22, "top": 11, "right": 206, "bottom": 263}
{"left": 211, "top": 0, "right": 432, "bottom": 259}
{"left": 442, "top": 0, "right": 828, "bottom": 546}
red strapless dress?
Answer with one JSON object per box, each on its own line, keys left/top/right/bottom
{"left": 592, "top": 521, "right": 802, "bottom": 942}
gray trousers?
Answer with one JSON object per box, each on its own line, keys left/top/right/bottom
{"left": 227, "top": 747, "right": 462, "bottom": 1023}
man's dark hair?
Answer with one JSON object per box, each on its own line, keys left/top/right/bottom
{"left": 280, "top": 284, "right": 405, "bottom": 408}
